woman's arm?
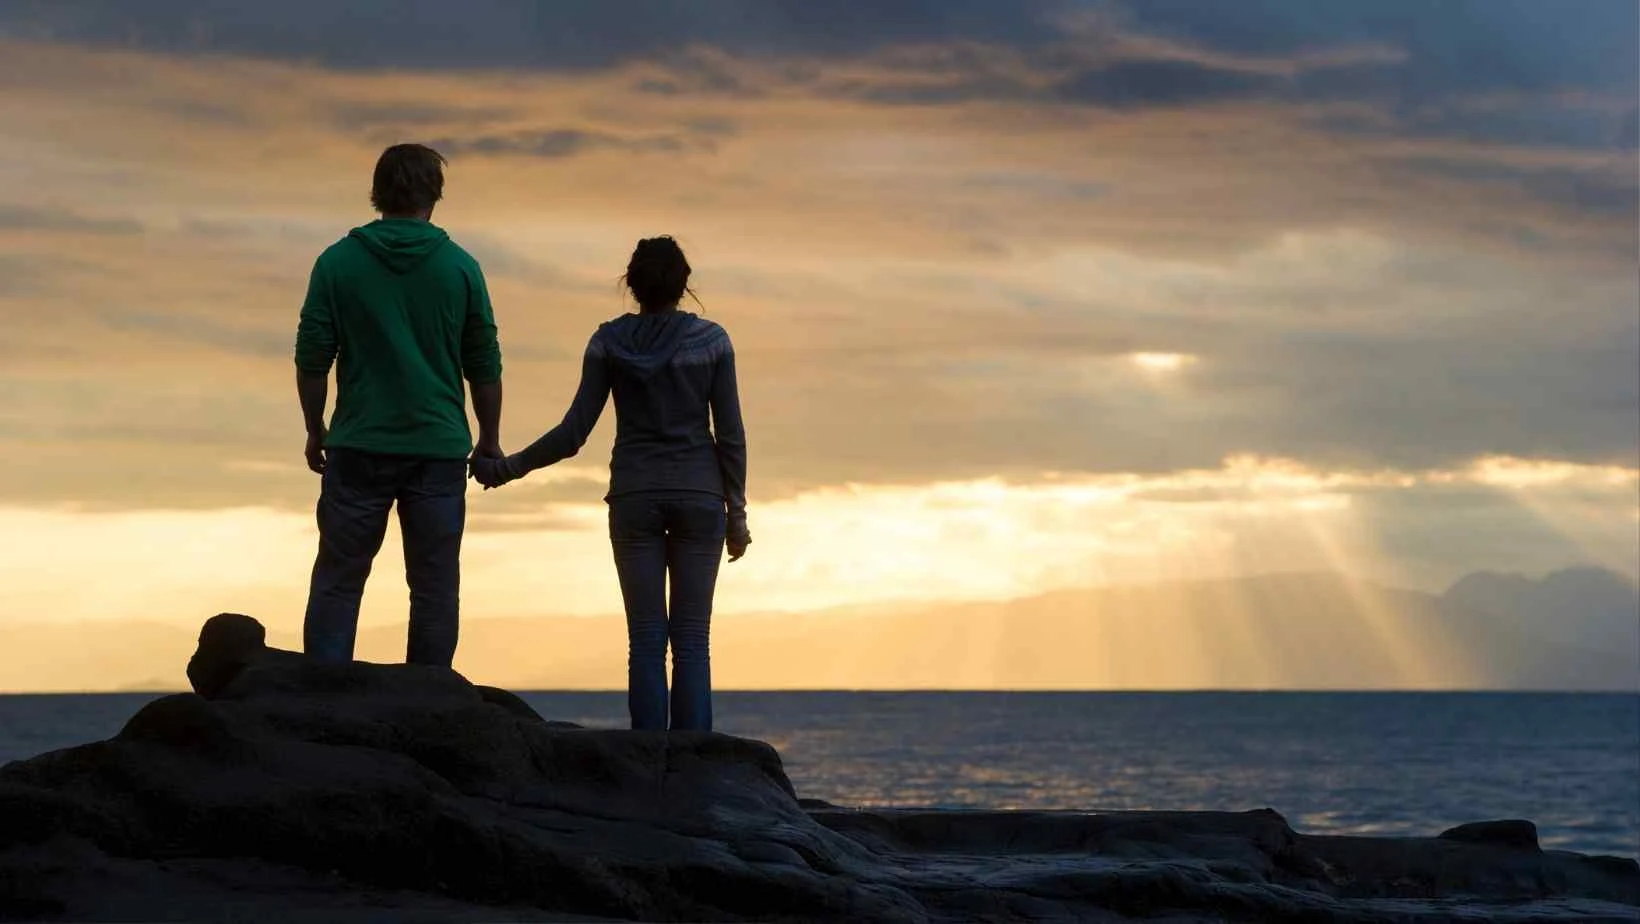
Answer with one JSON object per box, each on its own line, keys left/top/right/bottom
{"left": 477, "top": 334, "right": 609, "bottom": 487}
{"left": 710, "top": 334, "right": 750, "bottom": 552}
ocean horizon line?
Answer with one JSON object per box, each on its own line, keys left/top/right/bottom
{"left": 4, "top": 687, "right": 1636, "bottom": 697}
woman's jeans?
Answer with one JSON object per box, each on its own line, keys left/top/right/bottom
{"left": 608, "top": 493, "right": 727, "bottom": 731}
{"left": 303, "top": 448, "right": 467, "bottom": 667}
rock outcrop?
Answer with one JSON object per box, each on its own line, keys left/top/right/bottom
{"left": 1, "top": 613, "right": 1636, "bottom": 923}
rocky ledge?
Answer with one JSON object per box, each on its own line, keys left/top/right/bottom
{"left": 1, "top": 614, "right": 1635, "bottom": 923}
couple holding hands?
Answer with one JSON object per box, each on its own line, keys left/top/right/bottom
{"left": 293, "top": 143, "right": 748, "bottom": 732}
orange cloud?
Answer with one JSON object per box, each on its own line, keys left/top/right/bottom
{"left": 0, "top": 38, "right": 1633, "bottom": 640}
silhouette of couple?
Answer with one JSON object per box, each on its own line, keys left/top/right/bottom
{"left": 292, "top": 144, "right": 749, "bottom": 731}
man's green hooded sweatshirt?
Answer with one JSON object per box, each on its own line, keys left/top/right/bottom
{"left": 295, "top": 218, "right": 502, "bottom": 459}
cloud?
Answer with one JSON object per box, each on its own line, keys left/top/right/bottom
{"left": 0, "top": 203, "right": 143, "bottom": 235}
{"left": 0, "top": 17, "right": 1632, "bottom": 559}
{"left": 12, "top": 0, "right": 1631, "bottom": 104}
{"left": 1618, "top": 108, "right": 1640, "bottom": 150}
{"left": 0, "top": 255, "right": 52, "bottom": 298}
{"left": 9, "top": 1, "right": 1633, "bottom": 132}
{"left": 429, "top": 129, "right": 689, "bottom": 160}
{"left": 455, "top": 232, "right": 574, "bottom": 285}
{"left": 0, "top": 1, "right": 1067, "bottom": 70}
{"left": 1320, "top": 98, "right": 1640, "bottom": 153}
{"left": 91, "top": 307, "right": 292, "bottom": 360}
{"left": 325, "top": 100, "right": 520, "bottom": 131}
{"left": 1053, "top": 59, "right": 1276, "bottom": 108}
{"left": 1103, "top": 0, "right": 1636, "bottom": 95}
{"left": 467, "top": 508, "right": 596, "bottom": 534}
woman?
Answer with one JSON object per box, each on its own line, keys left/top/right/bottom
{"left": 472, "top": 236, "right": 749, "bottom": 732}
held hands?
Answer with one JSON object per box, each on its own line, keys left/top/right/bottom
{"left": 469, "top": 455, "right": 523, "bottom": 490}
{"left": 468, "top": 438, "right": 517, "bottom": 491}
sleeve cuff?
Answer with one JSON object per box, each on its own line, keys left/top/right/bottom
{"left": 502, "top": 453, "right": 528, "bottom": 481}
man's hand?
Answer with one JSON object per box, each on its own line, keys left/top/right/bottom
{"left": 295, "top": 371, "right": 330, "bottom": 474}
{"left": 469, "top": 455, "right": 514, "bottom": 490}
{"left": 304, "top": 427, "right": 327, "bottom": 474}
{"left": 468, "top": 441, "right": 519, "bottom": 491}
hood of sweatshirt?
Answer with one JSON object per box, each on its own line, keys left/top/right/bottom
{"left": 600, "top": 311, "right": 699, "bottom": 380}
{"left": 348, "top": 218, "right": 450, "bottom": 274}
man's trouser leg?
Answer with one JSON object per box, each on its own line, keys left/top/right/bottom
{"left": 303, "top": 448, "right": 393, "bottom": 663}
{"left": 400, "top": 457, "right": 467, "bottom": 667}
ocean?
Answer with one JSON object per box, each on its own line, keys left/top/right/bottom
{"left": 2, "top": 691, "right": 1635, "bottom": 858}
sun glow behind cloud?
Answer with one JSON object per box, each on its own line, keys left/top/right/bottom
{"left": 4, "top": 453, "right": 1632, "bottom": 690}
{"left": 1451, "top": 456, "right": 1640, "bottom": 579}
{"left": 1, "top": 455, "right": 1631, "bottom": 634}
{"left": 1130, "top": 352, "right": 1195, "bottom": 372}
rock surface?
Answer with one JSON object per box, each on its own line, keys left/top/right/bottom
{"left": 2, "top": 613, "right": 1636, "bottom": 923}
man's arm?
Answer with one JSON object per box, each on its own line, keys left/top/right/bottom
{"left": 471, "top": 380, "right": 503, "bottom": 458}
{"left": 296, "top": 372, "right": 329, "bottom": 473}
{"left": 461, "top": 264, "right": 505, "bottom": 456}
{"left": 294, "top": 258, "right": 337, "bottom": 474}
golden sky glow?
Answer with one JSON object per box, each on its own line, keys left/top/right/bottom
{"left": 0, "top": 3, "right": 1635, "bottom": 690}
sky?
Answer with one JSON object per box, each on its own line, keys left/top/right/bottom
{"left": 0, "top": 2, "right": 1636, "bottom": 687}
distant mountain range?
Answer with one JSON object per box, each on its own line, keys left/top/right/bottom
{"left": 2, "top": 568, "right": 1634, "bottom": 693}
{"left": 1442, "top": 566, "right": 1640, "bottom": 663}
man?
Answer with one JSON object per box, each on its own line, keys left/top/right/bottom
{"left": 293, "top": 143, "right": 503, "bottom": 667}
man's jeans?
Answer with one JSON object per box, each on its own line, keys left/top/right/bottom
{"left": 303, "top": 448, "right": 467, "bottom": 667}
{"left": 609, "top": 493, "right": 727, "bottom": 731}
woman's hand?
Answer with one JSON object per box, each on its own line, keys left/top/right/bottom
{"left": 469, "top": 454, "right": 521, "bottom": 490}
{"left": 726, "top": 528, "right": 751, "bottom": 562}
